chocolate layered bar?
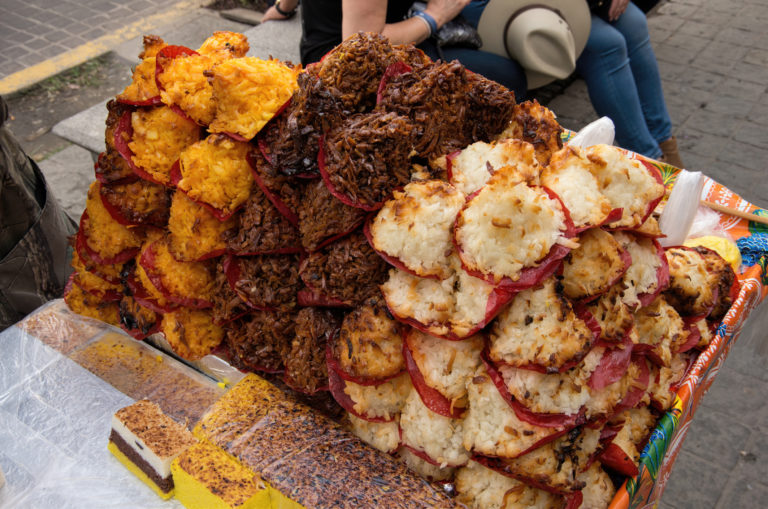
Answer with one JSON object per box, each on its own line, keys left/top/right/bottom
{"left": 108, "top": 400, "right": 197, "bottom": 499}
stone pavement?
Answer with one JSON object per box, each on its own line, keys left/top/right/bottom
{"left": 3, "top": 0, "right": 768, "bottom": 507}
{"left": 0, "top": 0, "right": 207, "bottom": 94}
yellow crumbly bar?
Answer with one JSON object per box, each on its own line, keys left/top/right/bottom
{"left": 108, "top": 441, "right": 174, "bottom": 500}
{"left": 68, "top": 332, "right": 225, "bottom": 424}
{"left": 172, "top": 440, "right": 278, "bottom": 509}
{"left": 194, "top": 374, "right": 458, "bottom": 508}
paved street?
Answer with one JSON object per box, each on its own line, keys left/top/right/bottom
{"left": 2, "top": 0, "right": 768, "bottom": 507}
{"left": 0, "top": 0, "right": 206, "bottom": 94}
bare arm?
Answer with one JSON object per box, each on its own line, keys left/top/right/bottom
{"left": 341, "top": 0, "right": 470, "bottom": 45}
{"left": 262, "top": 0, "right": 300, "bottom": 22}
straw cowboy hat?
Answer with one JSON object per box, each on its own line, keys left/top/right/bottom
{"left": 477, "top": 0, "right": 591, "bottom": 89}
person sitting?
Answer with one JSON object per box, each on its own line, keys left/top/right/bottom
{"left": 472, "top": 0, "right": 682, "bottom": 166}
{"left": 576, "top": 0, "right": 683, "bottom": 167}
{"left": 262, "top": 0, "right": 529, "bottom": 99}
{"left": 263, "top": 0, "right": 682, "bottom": 167}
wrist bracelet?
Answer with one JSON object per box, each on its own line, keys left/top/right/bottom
{"left": 274, "top": 0, "right": 296, "bottom": 18}
{"left": 412, "top": 11, "right": 438, "bottom": 37}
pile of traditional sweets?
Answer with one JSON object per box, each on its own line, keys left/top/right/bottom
{"left": 65, "top": 31, "right": 739, "bottom": 509}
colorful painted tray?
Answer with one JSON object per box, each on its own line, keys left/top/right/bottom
{"left": 601, "top": 157, "right": 768, "bottom": 509}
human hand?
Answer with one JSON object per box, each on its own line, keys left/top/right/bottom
{"left": 608, "top": 0, "right": 629, "bottom": 22}
{"left": 424, "top": 0, "right": 471, "bottom": 28}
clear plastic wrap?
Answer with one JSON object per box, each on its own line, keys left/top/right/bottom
{"left": 194, "top": 374, "right": 458, "bottom": 508}
{"left": 0, "top": 324, "right": 182, "bottom": 508}
{"left": 14, "top": 299, "right": 106, "bottom": 355}
{"left": 68, "top": 331, "right": 226, "bottom": 425}
{"left": 0, "top": 301, "right": 235, "bottom": 508}
{"left": 145, "top": 333, "right": 247, "bottom": 388}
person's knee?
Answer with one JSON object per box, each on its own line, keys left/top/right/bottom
{"left": 579, "top": 33, "right": 629, "bottom": 76}
{"left": 616, "top": 3, "right": 651, "bottom": 50}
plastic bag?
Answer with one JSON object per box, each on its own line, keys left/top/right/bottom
{"left": 687, "top": 205, "right": 729, "bottom": 240}
{"left": 567, "top": 117, "right": 615, "bottom": 148}
{"left": 436, "top": 15, "right": 482, "bottom": 48}
{"left": 658, "top": 169, "right": 705, "bottom": 247}
{"left": 409, "top": 2, "right": 482, "bottom": 49}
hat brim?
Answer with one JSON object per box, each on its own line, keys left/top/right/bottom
{"left": 477, "top": 0, "right": 591, "bottom": 89}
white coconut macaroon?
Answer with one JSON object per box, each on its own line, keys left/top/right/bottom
{"left": 399, "top": 390, "right": 470, "bottom": 468}
{"left": 664, "top": 247, "right": 719, "bottom": 317}
{"left": 577, "top": 462, "right": 616, "bottom": 509}
{"left": 455, "top": 460, "right": 565, "bottom": 509}
{"left": 488, "top": 277, "right": 595, "bottom": 371}
{"left": 397, "top": 447, "right": 456, "bottom": 482}
{"left": 347, "top": 413, "right": 401, "bottom": 454}
{"left": 448, "top": 138, "right": 540, "bottom": 196}
{"left": 487, "top": 426, "right": 602, "bottom": 494}
{"left": 613, "top": 232, "right": 664, "bottom": 309}
{"left": 495, "top": 100, "right": 564, "bottom": 167}
{"left": 635, "top": 214, "right": 663, "bottom": 237}
{"left": 609, "top": 406, "right": 657, "bottom": 466}
{"left": 562, "top": 227, "right": 629, "bottom": 301}
{"left": 462, "top": 366, "right": 568, "bottom": 459}
{"left": 381, "top": 266, "right": 455, "bottom": 333}
{"left": 407, "top": 328, "right": 484, "bottom": 407}
{"left": 586, "top": 285, "right": 635, "bottom": 344}
{"left": 584, "top": 360, "right": 638, "bottom": 420}
{"left": 498, "top": 345, "right": 604, "bottom": 416}
{"left": 342, "top": 372, "right": 412, "bottom": 421}
{"left": 333, "top": 296, "right": 404, "bottom": 380}
{"left": 634, "top": 296, "right": 687, "bottom": 367}
{"left": 586, "top": 144, "right": 665, "bottom": 229}
{"left": 369, "top": 180, "right": 465, "bottom": 280}
{"left": 541, "top": 145, "right": 613, "bottom": 231}
{"left": 454, "top": 167, "right": 573, "bottom": 284}
{"left": 648, "top": 353, "right": 690, "bottom": 410}
{"left": 692, "top": 317, "right": 714, "bottom": 350}
{"left": 381, "top": 254, "right": 501, "bottom": 340}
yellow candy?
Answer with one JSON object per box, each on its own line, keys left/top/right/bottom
{"left": 684, "top": 235, "right": 741, "bottom": 272}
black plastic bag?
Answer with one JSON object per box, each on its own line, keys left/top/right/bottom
{"left": 408, "top": 2, "right": 483, "bottom": 49}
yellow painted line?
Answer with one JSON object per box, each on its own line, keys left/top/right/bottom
{"left": 0, "top": 0, "right": 205, "bottom": 95}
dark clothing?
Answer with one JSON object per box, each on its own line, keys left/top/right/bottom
{"left": 0, "top": 96, "right": 77, "bottom": 329}
{"left": 300, "top": 0, "right": 413, "bottom": 65}
{"left": 298, "top": 0, "right": 527, "bottom": 98}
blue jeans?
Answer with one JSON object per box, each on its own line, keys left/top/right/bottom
{"left": 576, "top": 2, "right": 672, "bottom": 158}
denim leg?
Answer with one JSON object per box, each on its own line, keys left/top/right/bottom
{"left": 460, "top": 0, "right": 489, "bottom": 28}
{"left": 419, "top": 41, "right": 528, "bottom": 100}
{"left": 611, "top": 2, "right": 673, "bottom": 144}
{"left": 576, "top": 14, "right": 662, "bottom": 158}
